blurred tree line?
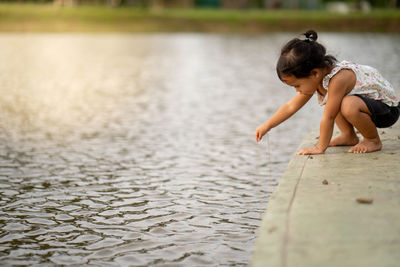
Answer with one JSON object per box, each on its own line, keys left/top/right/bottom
{"left": 0, "top": 0, "right": 397, "bottom": 9}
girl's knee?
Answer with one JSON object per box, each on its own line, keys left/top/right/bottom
{"left": 340, "top": 96, "right": 361, "bottom": 117}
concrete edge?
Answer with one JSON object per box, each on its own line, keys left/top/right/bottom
{"left": 252, "top": 129, "right": 318, "bottom": 267}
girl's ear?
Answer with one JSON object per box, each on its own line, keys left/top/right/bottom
{"left": 310, "top": 69, "right": 319, "bottom": 78}
{"left": 310, "top": 68, "right": 323, "bottom": 80}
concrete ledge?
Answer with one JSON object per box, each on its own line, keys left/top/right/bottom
{"left": 252, "top": 124, "right": 400, "bottom": 267}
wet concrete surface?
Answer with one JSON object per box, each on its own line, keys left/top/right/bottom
{"left": 0, "top": 33, "right": 398, "bottom": 266}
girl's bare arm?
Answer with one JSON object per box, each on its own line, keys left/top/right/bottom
{"left": 255, "top": 93, "right": 313, "bottom": 142}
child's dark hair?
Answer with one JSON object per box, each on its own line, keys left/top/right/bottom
{"left": 276, "top": 30, "right": 337, "bottom": 80}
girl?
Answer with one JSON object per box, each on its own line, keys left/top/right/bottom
{"left": 255, "top": 30, "right": 399, "bottom": 155}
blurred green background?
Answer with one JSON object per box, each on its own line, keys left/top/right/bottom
{"left": 1, "top": 0, "right": 398, "bottom": 9}
{"left": 0, "top": 0, "right": 399, "bottom": 32}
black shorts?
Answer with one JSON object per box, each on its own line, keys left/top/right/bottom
{"left": 355, "top": 94, "right": 400, "bottom": 128}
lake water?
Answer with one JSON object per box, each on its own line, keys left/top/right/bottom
{"left": 0, "top": 33, "right": 399, "bottom": 266}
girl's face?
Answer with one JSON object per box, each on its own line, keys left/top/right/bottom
{"left": 281, "top": 73, "right": 320, "bottom": 96}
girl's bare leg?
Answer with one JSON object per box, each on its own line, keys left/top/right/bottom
{"left": 340, "top": 96, "right": 381, "bottom": 153}
{"left": 329, "top": 111, "right": 359, "bottom": 147}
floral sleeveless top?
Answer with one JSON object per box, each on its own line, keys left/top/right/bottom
{"left": 318, "top": 60, "right": 399, "bottom": 107}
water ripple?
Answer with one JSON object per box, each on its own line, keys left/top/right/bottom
{"left": 1, "top": 33, "right": 398, "bottom": 266}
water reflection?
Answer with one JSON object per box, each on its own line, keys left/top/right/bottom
{"left": 0, "top": 33, "right": 398, "bottom": 266}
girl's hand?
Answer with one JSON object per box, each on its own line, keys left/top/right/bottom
{"left": 297, "top": 146, "right": 325, "bottom": 155}
{"left": 255, "top": 125, "right": 268, "bottom": 142}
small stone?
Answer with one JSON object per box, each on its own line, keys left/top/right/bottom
{"left": 322, "top": 179, "right": 328, "bottom": 185}
{"left": 42, "top": 181, "right": 51, "bottom": 188}
{"left": 356, "top": 197, "right": 373, "bottom": 204}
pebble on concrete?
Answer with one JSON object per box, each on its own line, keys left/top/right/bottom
{"left": 356, "top": 197, "right": 373, "bottom": 204}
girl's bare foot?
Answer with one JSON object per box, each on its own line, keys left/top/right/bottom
{"left": 348, "top": 137, "right": 382, "bottom": 153}
{"left": 329, "top": 134, "right": 359, "bottom": 147}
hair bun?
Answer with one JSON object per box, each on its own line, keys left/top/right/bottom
{"left": 304, "top": 30, "right": 318, "bottom": 42}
